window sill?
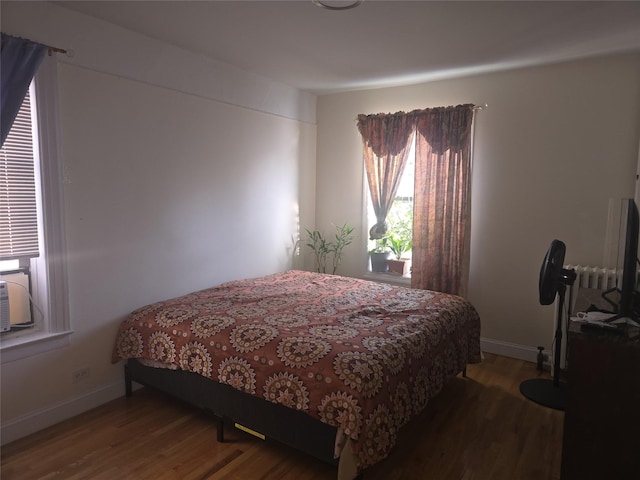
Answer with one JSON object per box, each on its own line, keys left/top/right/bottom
{"left": 0, "top": 330, "right": 73, "bottom": 364}
{"left": 362, "top": 271, "right": 411, "bottom": 287}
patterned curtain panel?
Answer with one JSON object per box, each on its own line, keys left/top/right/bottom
{"left": 1, "top": 33, "right": 47, "bottom": 146}
{"left": 357, "top": 111, "right": 414, "bottom": 239}
{"left": 411, "top": 104, "right": 474, "bottom": 296}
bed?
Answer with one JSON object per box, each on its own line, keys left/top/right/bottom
{"left": 112, "top": 270, "right": 481, "bottom": 477}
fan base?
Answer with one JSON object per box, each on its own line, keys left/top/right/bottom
{"left": 519, "top": 378, "right": 566, "bottom": 411}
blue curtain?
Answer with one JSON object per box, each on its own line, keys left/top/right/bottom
{"left": 1, "top": 33, "right": 47, "bottom": 146}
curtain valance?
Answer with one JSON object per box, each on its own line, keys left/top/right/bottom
{"left": 1, "top": 33, "right": 47, "bottom": 146}
{"left": 412, "top": 104, "right": 474, "bottom": 154}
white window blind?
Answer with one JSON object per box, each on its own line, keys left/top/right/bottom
{"left": 0, "top": 88, "right": 40, "bottom": 260}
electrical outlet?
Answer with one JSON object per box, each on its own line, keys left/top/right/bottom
{"left": 72, "top": 367, "right": 90, "bottom": 383}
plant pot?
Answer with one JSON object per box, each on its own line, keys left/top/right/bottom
{"left": 387, "top": 259, "right": 410, "bottom": 276}
{"left": 370, "top": 252, "right": 391, "bottom": 273}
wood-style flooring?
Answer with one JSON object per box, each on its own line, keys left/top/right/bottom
{"left": 1, "top": 353, "right": 563, "bottom": 479}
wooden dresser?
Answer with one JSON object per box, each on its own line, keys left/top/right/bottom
{"left": 561, "top": 321, "right": 640, "bottom": 479}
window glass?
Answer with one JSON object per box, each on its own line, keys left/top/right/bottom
{"left": 366, "top": 139, "right": 415, "bottom": 277}
{"left": 1, "top": 84, "right": 39, "bottom": 330}
{"left": 0, "top": 56, "right": 70, "bottom": 360}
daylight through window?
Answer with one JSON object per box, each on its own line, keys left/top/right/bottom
{"left": 1, "top": 83, "right": 39, "bottom": 331}
{"left": 367, "top": 138, "right": 415, "bottom": 277}
{"left": 0, "top": 56, "right": 70, "bottom": 362}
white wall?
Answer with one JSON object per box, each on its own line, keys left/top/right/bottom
{"left": 316, "top": 53, "right": 640, "bottom": 359}
{"left": 0, "top": 2, "right": 316, "bottom": 443}
{"left": 1, "top": 0, "right": 638, "bottom": 445}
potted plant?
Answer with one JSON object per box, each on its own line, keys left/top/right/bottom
{"left": 369, "top": 237, "right": 391, "bottom": 273}
{"left": 385, "top": 206, "right": 413, "bottom": 275}
{"left": 306, "top": 223, "right": 354, "bottom": 275}
{"left": 386, "top": 233, "right": 412, "bottom": 275}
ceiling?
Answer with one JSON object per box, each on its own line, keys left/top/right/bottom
{"left": 55, "top": 0, "right": 640, "bottom": 95}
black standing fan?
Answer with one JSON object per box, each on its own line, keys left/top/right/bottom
{"left": 520, "top": 239, "right": 576, "bottom": 411}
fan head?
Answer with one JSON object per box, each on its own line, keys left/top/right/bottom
{"left": 539, "top": 240, "right": 566, "bottom": 305}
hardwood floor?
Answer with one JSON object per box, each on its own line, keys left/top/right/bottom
{"left": 1, "top": 354, "right": 563, "bottom": 480}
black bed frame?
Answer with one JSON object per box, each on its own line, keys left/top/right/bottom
{"left": 124, "top": 358, "right": 340, "bottom": 467}
{"left": 125, "top": 358, "right": 468, "bottom": 474}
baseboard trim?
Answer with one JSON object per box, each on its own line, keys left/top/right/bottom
{"left": 480, "top": 337, "right": 542, "bottom": 364}
{"left": 1, "top": 381, "right": 124, "bottom": 446}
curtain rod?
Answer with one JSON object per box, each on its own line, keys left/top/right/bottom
{"left": 355, "top": 103, "right": 488, "bottom": 121}
{"left": 2, "top": 33, "right": 72, "bottom": 57}
{"left": 47, "top": 45, "right": 73, "bottom": 57}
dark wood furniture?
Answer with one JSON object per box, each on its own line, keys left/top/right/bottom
{"left": 561, "top": 322, "right": 640, "bottom": 480}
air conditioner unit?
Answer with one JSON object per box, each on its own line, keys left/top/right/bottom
{"left": 0, "top": 280, "right": 10, "bottom": 332}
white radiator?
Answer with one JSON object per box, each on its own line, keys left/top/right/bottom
{"left": 564, "top": 264, "right": 621, "bottom": 292}
{"left": 552, "top": 264, "right": 621, "bottom": 372}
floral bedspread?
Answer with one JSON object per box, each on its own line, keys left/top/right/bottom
{"left": 112, "top": 270, "right": 481, "bottom": 470}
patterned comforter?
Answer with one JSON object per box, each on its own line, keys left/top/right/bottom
{"left": 112, "top": 270, "right": 481, "bottom": 470}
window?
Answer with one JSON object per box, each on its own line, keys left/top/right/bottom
{"left": 0, "top": 55, "right": 70, "bottom": 362}
{"left": 1, "top": 80, "right": 39, "bottom": 331}
{"left": 361, "top": 105, "right": 475, "bottom": 294}
{"left": 366, "top": 139, "right": 414, "bottom": 279}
